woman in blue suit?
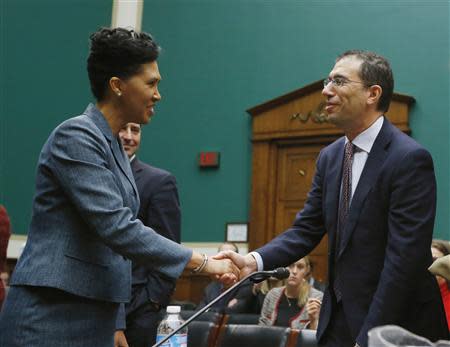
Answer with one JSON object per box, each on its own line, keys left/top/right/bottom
{"left": 0, "top": 28, "right": 238, "bottom": 347}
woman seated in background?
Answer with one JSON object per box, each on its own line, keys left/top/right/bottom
{"left": 259, "top": 256, "right": 323, "bottom": 330}
{"left": 431, "top": 240, "right": 450, "bottom": 330}
{"left": 224, "top": 272, "right": 286, "bottom": 314}
{"left": 0, "top": 205, "right": 11, "bottom": 310}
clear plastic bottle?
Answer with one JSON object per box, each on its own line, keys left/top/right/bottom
{"left": 155, "top": 305, "right": 187, "bottom": 347}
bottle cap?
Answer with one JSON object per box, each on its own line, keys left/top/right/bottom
{"left": 166, "top": 305, "right": 181, "bottom": 313}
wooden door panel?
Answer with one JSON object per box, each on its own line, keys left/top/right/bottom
{"left": 277, "top": 146, "right": 320, "bottom": 201}
{"left": 272, "top": 144, "right": 329, "bottom": 283}
{"left": 274, "top": 144, "right": 321, "bottom": 235}
{"left": 274, "top": 200, "right": 305, "bottom": 236}
{"left": 273, "top": 201, "right": 328, "bottom": 282}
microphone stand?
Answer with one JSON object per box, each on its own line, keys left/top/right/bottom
{"left": 152, "top": 271, "right": 270, "bottom": 347}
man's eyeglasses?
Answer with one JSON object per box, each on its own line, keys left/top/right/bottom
{"left": 323, "top": 77, "right": 366, "bottom": 88}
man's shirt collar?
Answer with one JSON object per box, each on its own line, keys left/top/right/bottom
{"left": 346, "top": 116, "right": 384, "bottom": 153}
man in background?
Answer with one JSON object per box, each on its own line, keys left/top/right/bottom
{"left": 116, "top": 122, "right": 182, "bottom": 347}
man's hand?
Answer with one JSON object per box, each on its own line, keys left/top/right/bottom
{"left": 213, "top": 251, "right": 258, "bottom": 280}
{"left": 114, "top": 330, "right": 129, "bottom": 347}
{"left": 203, "top": 257, "right": 240, "bottom": 285}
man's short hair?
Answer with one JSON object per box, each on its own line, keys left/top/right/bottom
{"left": 337, "top": 50, "right": 394, "bottom": 113}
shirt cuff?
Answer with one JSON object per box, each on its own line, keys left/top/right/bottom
{"left": 249, "top": 251, "right": 264, "bottom": 271}
{"left": 115, "top": 303, "right": 126, "bottom": 330}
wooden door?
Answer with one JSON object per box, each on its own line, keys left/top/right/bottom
{"left": 273, "top": 144, "right": 328, "bottom": 283}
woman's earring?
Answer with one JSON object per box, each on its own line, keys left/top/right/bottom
{"left": 117, "top": 91, "right": 122, "bottom": 97}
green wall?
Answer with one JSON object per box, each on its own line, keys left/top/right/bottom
{"left": 1, "top": 0, "right": 449, "bottom": 242}
{"left": 0, "top": 0, "right": 112, "bottom": 234}
{"left": 141, "top": 0, "right": 450, "bottom": 241}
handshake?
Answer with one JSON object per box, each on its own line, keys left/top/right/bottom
{"left": 188, "top": 250, "right": 259, "bottom": 285}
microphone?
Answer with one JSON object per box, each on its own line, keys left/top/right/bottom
{"left": 152, "top": 267, "right": 291, "bottom": 347}
{"left": 249, "top": 267, "right": 290, "bottom": 283}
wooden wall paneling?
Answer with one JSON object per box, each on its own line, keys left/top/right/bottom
{"left": 172, "top": 273, "right": 212, "bottom": 305}
{"left": 248, "top": 141, "right": 271, "bottom": 251}
{"left": 265, "top": 142, "right": 280, "bottom": 246}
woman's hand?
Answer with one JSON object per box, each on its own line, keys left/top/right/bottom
{"left": 114, "top": 330, "right": 129, "bottom": 347}
{"left": 305, "top": 297, "right": 322, "bottom": 330}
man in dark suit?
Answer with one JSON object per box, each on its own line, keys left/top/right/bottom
{"left": 219, "top": 50, "right": 448, "bottom": 347}
{"left": 117, "top": 122, "right": 181, "bottom": 347}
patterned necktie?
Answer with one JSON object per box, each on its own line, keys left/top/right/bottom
{"left": 338, "top": 141, "right": 355, "bottom": 242}
{"left": 334, "top": 141, "right": 355, "bottom": 301}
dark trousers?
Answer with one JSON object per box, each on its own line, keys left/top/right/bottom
{"left": 125, "top": 301, "right": 162, "bottom": 347}
{"left": 319, "top": 300, "right": 355, "bottom": 347}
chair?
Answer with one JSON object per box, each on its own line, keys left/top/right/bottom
{"left": 294, "top": 329, "right": 318, "bottom": 347}
{"left": 188, "top": 321, "right": 219, "bottom": 347}
{"left": 214, "top": 324, "right": 290, "bottom": 347}
{"left": 180, "top": 309, "right": 223, "bottom": 325}
{"left": 222, "top": 313, "right": 260, "bottom": 325}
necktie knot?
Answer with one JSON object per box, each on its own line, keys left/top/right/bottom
{"left": 345, "top": 141, "right": 355, "bottom": 158}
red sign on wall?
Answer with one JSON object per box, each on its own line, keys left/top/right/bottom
{"left": 199, "top": 152, "right": 220, "bottom": 168}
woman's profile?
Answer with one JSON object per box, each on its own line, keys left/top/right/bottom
{"left": 0, "top": 27, "right": 237, "bottom": 347}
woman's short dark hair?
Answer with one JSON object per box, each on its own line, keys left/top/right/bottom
{"left": 337, "top": 50, "right": 394, "bottom": 113}
{"left": 87, "top": 27, "right": 160, "bottom": 101}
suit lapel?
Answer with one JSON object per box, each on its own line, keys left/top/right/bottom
{"left": 326, "top": 138, "right": 345, "bottom": 247}
{"left": 84, "top": 103, "right": 139, "bottom": 199}
{"left": 131, "top": 158, "right": 143, "bottom": 184}
{"left": 337, "top": 118, "right": 393, "bottom": 258}
{"left": 111, "top": 139, "right": 139, "bottom": 198}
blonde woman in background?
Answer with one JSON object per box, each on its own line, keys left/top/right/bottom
{"left": 259, "top": 256, "right": 322, "bottom": 329}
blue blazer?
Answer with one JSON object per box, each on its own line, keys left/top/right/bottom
{"left": 256, "top": 118, "right": 448, "bottom": 346}
{"left": 11, "top": 104, "right": 191, "bottom": 303}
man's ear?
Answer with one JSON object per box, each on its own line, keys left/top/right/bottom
{"left": 109, "top": 77, "right": 123, "bottom": 97}
{"left": 367, "top": 84, "right": 382, "bottom": 108}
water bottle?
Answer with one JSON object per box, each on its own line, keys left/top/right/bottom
{"left": 155, "top": 305, "right": 187, "bottom": 347}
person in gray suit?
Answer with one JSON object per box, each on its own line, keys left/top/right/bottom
{"left": 116, "top": 122, "right": 182, "bottom": 346}
{"left": 0, "top": 27, "right": 238, "bottom": 347}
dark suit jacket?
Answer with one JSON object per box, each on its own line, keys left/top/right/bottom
{"left": 126, "top": 158, "right": 181, "bottom": 314}
{"left": 256, "top": 118, "right": 448, "bottom": 346}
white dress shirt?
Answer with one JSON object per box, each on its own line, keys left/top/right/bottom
{"left": 251, "top": 116, "right": 384, "bottom": 271}
{"left": 348, "top": 116, "right": 384, "bottom": 201}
